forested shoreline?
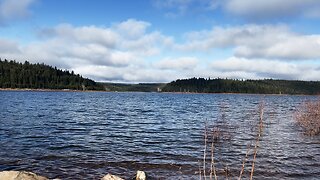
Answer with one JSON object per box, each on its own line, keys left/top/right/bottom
{"left": 162, "top": 78, "right": 320, "bottom": 95}
{"left": 2, "top": 59, "right": 320, "bottom": 94}
{"left": 0, "top": 59, "right": 104, "bottom": 90}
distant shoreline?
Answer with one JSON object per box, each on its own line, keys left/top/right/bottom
{"left": 1, "top": 88, "right": 318, "bottom": 96}
{"left": 161, "top": 91, "right": 320, "bottom": 96}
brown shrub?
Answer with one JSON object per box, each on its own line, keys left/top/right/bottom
{"left": 200, "top": 102, "right": 265, "bottom": 180}
{"left": 295, "top": 100, "right": 320, "bottom": 136}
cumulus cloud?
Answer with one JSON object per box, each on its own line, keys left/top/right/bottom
{"left": 211, "top": 57, "right": 320, "bottom": 80}
{"left": 0, "top": 19, "right": 178, "bottom": 82}
{"left": 24, "top": 19, "right": 171, "bottom": 68}
{"left": 0, "top": 0, "right": 36, "bottom": 25}
{"left": 176, "top": 24, "right": 320, "bottom": 60}
{"left": 176, "top": 25, "right": 290, "bottom": 51}
{"left": 39, "top": 23, "right": 119, "bottom": 48}
{"left": 224, "top": 0, "right": 320, "bottom": 20}
{"left": 234, "top": 35, "right": 320, "bottom": 60}
{"left": 72, "top": 65, "right": 180, "bottom": 83}
{"left": 113, "top": 19, "right": 151, "bottom": 38}
{"left": 154, "top": 57, "right": 198, "bottom": 70}
{"left": 2, "top": 17, "right": 320, "bottom": 82}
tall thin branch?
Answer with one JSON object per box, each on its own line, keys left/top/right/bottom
{"left": 203, "top": 122, "right": 208, "bottom": 180}
{"left": 199, "top": 160, "right": 202, "bottom": 180}
{"left": 250, "top": 103, "right": 264, "bottom": 180}
{"left": 225, "top": 165, "right": 229, "bottom": 180}
{"left": 210, "top": 133, "right": 217, "bottom": 180}
{"left": 238, "top": 144, "right": 251, "bottom": 180}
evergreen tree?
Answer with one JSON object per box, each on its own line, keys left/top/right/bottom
{"left": 162, "top": 78, "right": 320, "bottom": 95}
{"left": 0, "top": 59, "right": 104, "bottom": 90}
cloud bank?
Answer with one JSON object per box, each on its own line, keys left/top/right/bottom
{"left": 176, "top": 24, "right": 320, "bottom": 60}
{"left": 1, "top": 18, "right": 320, "bottom": 82}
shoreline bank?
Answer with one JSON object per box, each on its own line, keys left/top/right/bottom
{"left": 1, "top": 88, "right": 319, "bottom": 96}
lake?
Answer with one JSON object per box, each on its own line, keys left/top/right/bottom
{"left": 0, "top": 91, "right": 319, "bottom": 179}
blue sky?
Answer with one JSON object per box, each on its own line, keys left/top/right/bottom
{"left": 1, "top": 0, "right": 320, "bottom": 82}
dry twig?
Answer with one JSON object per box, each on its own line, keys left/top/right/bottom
{"left": 250, "top": 103, "right": 264, "bottom": 180}
{"left": 238, "top": 144, "right": 251, "bottom": 180}
{"left": 203, "top": 122, "right": 208, "bottom": 180}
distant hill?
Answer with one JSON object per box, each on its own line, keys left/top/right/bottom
{"left": 101, "top": 82, "right": 165, "bottom": 92}
{"left": 0, "top": 59, "right": 104, "bottom": 90}
{"left": 162, "top": 77, "right": 320, "bottom": 95}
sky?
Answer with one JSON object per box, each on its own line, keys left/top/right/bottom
{"left": 1, "top": 0, "right": 320, "bottom": 83}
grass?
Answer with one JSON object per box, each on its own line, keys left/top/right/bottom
{"left": 295, "top": 99, "right": 320, "bottom": 136}
{"left": 200, "top": 102, "right": 265, "bottom": 180}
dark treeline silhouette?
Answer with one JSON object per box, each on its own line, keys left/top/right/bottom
{"left": 101, "top": 83, "right": 165, "bottom": 92}
{"left": 162, "top": 77, "right": 320, "bottom": 95}
{"left": 0, "top": 59, "right": 104, "bottom": 90}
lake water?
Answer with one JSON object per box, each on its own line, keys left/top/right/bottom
{"left": 0, "top": 91, "right": 319, "bottom": 179}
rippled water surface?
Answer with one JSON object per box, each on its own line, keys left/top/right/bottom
{"left": 0, "top": 91, "right": 319, "bottom": 179}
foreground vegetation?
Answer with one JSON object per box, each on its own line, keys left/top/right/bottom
{"left": 162, "top": 78, "right": 320, "bottom": 95}
{"left": 0, "top": 59, "right": 104, "bottom": 90}
{"left": 200, "top": 102, "right": 265, "bottom": 179}
{"left": 295, "top": 99, "right": 320, "bottom": 136}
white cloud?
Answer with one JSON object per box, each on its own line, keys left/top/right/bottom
{"left": 0, "top": 19, "right": 178, "bottom": 82}
{"left": 21, "top": 19, "right": 170, "bottom": 68}
{"left": 2, "top": 17, "right": 320, "bottom": 82}
{"left": 39, "top": 23, "right": 119, "bottom": 48}
{"left": 119, "top": 31, "right": 173, "bottom": 56}
{"left": 0, "top": 0, "right": 36, "bottom": 25}
{"left": 176, "top": 24, "right": 320, "bottom": 60}
{"left": 211, "top": 57, "right": 320, "bottom": 80}
{"left": 113, "top": 19, "right": 150, "bottom": 39}
{"left": 72, "top": 65, "right": 179, "bottom": 83}
{"left": 224, "top": 0, "right": 320, "bottom": 20}
{"left": 154, "top": 57, "right": 198, "bottom": 70}
{"left": 176, "top": 25, "right": 290, "bottom": 51}
{"left": 234, "top": 35, "right": 320, "bottom": 60}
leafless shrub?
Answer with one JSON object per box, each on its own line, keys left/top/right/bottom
{"left": 295, "top": 100, "right": 320, "bottom": 136}
{"left": 200, "top": 101, "right": 265, "bottom": 180}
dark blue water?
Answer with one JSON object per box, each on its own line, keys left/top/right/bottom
{"left": 0, "top": 91, "right": 319, "bottom": 179}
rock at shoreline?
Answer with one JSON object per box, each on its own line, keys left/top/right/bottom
{"left": 0, "top": 170, "right": 146, "bottom": 180}
{"left": 0, "top": 171, "right": 48, "bottom": 180}
{"left": 101, "top": 171, "right": 146, "bottom": 180}
{"left": 101, "top": 173, "right": 124, "bottom": 180}
{"left": 136, "top": 170, "right": 146, "bottom": 180}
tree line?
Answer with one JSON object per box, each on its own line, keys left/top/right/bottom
{"left": 0, "top": 59, "right": 104, "bottom": 90}
{"left": 162, "top": 77, "right": 320, "bottom": 95}
{"left": 101, "top": 83, "right": 165, "bottom": 92}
